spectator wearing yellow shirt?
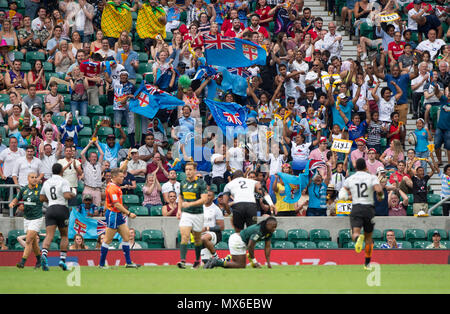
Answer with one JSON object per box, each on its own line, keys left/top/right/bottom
{"left": 272, "top": 164, "right": 299, "bottom": 216}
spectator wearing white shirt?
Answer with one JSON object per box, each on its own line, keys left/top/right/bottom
{"left": 211, "top": 144, "right": 228, "bottom": 188}
{"left": 40, "top": 142, "right": 62, "bottom": 180}
{"left": 161, "top": 170, "right": 181, "bottom": 204}
{"left": 416, "top": 29, "right": 446, "bottom": 61}
{"left": 314, "top": 29, "right": 328, "bottom": 52}
{"left": 80, "top": 139, "right": 104, "bottom": 207}
{"left": 227, "top": 138, "right": 245, "bottom": 173}
{"left": 287, "top": 51, "right": 309, "bottom": 94}
{"left": 58, "top": 145, "right": 83, "bottom": 205}
{"left": 31, "top": 7, "right": 46, "bottom": 32}
{"left": 323, "top": 22, "right": 343, "bottom": 59}
{"left": 12, "top": 146, "right": 44, "bottom": 187}
{"left": 123, "top": 148, "right": 147, "bottom": 183}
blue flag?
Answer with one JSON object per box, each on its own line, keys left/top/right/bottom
{"left": 129, "top": 82, "right": 185, "bottom": 119}
{"left": 68, "top": 209, "right": 121, "bottom": 240}
{"left": 203, "top": 35, "right": 266, "bottom": 68}
{"left": 204, "top": 99, "right": 248, "bottom": 135}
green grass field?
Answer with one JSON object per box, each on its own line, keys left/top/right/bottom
{"left": 1, "top": 264, "right": 449, "bottom": 294}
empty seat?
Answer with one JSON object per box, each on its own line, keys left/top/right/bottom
{"left": 317, "top": 241, "right": 339, "bottom": 249}
{"left": 273, "top": 240, "right": 295, "bottom": 249}
{"left": 405, "top": 229, "right": 427, "bottom": 243}
{"left": 413, "top": 241, "right": 432, "bottom": 249}
{"left": 215, "top": 242, "right": 228, "bottom": 249}
{"left": 150, "top": 205, "right": 162, "bottom": 216}
{"left": 295, "top": 241, "right": 317, "bottom": 249}
{"left": 287, "top": 229, "right": 309, "bottom": 242}
{"left": 271, "top": 229, "right": 286, "bottom": 243}
{"left": 310, "top": 229, "right": 331, "bottom": 243}
{"left": 122, "top": 194, "right": 140, "bottom": 206}
{"left": 141, "top": 229, "right": 164, "bottom": 248}
{"left": 221, "top": 229, "right": 234, "bottom": 243}
{"left": 338, "top": 229, "right": 351, "bottom": 247}
{"left": 129, "top": 205, "right": 149, "bottom": 216}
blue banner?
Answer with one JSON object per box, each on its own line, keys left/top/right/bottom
{"left": 204, "top": 99, "right": 248, "bottom": 135}
{"left": 203, "top": 35, "right": 266, "bottom": 68}
{"left": 129, "top": 82, "right": 185, "bottom": 119}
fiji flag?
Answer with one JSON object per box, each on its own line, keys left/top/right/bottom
{"left": 129, "top": 82, "right": 185, "bottom": 119}
{"left": 203, "top": 35, "right": 266, "bottom": 68}
{"left": 204, "top": 99, "right": 248, "bottom": 135}
{"left": 68, "top": 209, "right": 101, "bottom": 240}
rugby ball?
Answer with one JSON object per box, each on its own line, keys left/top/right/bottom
{"left": 338, "top": 188, "right": 349, "bottom": 201}
{"left": 407, "top": 132, "right": 417, "bottom": 146}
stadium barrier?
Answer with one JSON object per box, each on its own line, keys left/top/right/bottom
{"left": 428, "top": 196, "right": 450, "bottom": 215}
{"left": 0, "top": 249, "right": 448, "bottom": 266}
{"left": 0, "top": 184, "right": 21, "bottom": 217}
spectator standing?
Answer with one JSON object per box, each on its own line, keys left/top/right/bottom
{"left": 142, "top": 172, "right": 163, "bottom": 214}
{"left": 80, "top": 139, "right": 104, "bottom": 207}
{"left": 161, "top": 169, "right": 181, "bottom": 204}
{"left": 12, "top": 145, "right": 43, "bottom": 187}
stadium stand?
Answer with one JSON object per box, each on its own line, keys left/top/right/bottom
{"left": 0, "top": 0, "right": 448, "bottom": 254}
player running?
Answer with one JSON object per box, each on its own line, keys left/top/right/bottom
{"left": 200, "top": 187, "right": 225, "bottom": 264}
{"left": 204, "top": 216, "right": 278, "bottom": 269}
{"left": 9, "top": 173, "right": 44, "bottom": 269}
{"left": 99, "top": 167, "right": 140, "bottom": 268}
{"left": 39, "top": 163, "right": 76, "bottom": 271}
{"left": 177, "top": 161, "right": 208, "bottom": 269}
{"left": 222, "top": 170, "right": 275, "bottom": 232}
{"left": 340, "top": 158, "right": 384, "bottom": 269}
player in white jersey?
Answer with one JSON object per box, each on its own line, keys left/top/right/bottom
{"left": 223, "top": 170, "right": 275, "bottom": 232}
{"left": 39, "top": 163, "right": 75, "bottom": 271}
{"left": 341, "top": 158, "right": 384, "bottom": 268}
{"left": 200, "top": 188, "right": 224, "bottom": 263}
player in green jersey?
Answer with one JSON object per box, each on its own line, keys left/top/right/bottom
{"left": 176, "top": 161, "right": 208, "bottom": 269}
{"left": 204, "top": 216, "right": 278, "bottom": 269}
{"left": 9, "top": 173, "right": 44, "bottom": 269}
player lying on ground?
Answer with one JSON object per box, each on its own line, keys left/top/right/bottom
{"left": 204, "top": 216, "right": 278, "bottom": 269}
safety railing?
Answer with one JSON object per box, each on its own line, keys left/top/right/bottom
{"left": 0, "top": 184, "right": 21, "bottom": 217}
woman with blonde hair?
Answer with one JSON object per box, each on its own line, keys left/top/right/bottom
{"left": 142, "top": 171, "right": 163, "bottom": 215}
{"left": 0, "top": 19, "right": 18, "bottom": 49}
{"left": 114, "top": 30, "right": 133, "bottom": 54}
{"left": 54, "top": 40, "right": 75, "bottom": 78}
{"left": 380, "top": 139, "right": 404, "bottom": 170}
{"left": 69, "top": 234, "right": 88, "bottom": 250}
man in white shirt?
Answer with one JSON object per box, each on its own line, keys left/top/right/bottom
{"left": 123, "top": 148, "right": 147, "bottom": 183}
{"left": 161, "top": 169, "right": 181, "bottom": 203}
{"left": 40, "top": 143, "right": 61, "bottom": 180}
{"left": 211, "top": 144, "right": 228, "bottom": 187}
{"left": 287, "top": 51, "right": 309, "bottom": 94}
{"left": 314, "top": 29, "right": 329, "bottom": 52}
{"left": 31, "top": 7, "right": 46, "bottom": 32}
{"left": 415, "top": 29, "right": 445, "bottom": 60}
{"left": 138, "top": 133, "right": 165, "bottom": 164}
{"left": 323, "top": 22, "right": 343, "bottom": 59}
{"left": 12, "top": 146, "right": 44, "bottom": 187}
{"left": 407, "top": 0, "right": 423, "bottom": 32}
{"left": 226, "top": 138, "right": 245, "bottom": 173}
{"left": 39, "top": 162, "right": 75, "bottom": 271}
{"left": 58, "top": 146, "right": 82, "bottom": 206}
{"left": 0, "top": 137, "right": 25, "bottom": 195}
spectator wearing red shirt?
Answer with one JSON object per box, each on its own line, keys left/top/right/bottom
{"left": 224, "top": 18, "right": 245, "bottom": 38}
{"left": 79, "top": 52, "right": 102, "bottom": 107}
{"left": 246, "top": 14, "right": 269, "bottom": 39}
{"left": 146, "top": 152, "right": 169, "bottom": 184}
{"left": 387, "top": 111, "right": 405, "bottom": 145}
{"left": 388, "top": 31, "right": 406, "bottom": 67}
{"left": 307, "top": 17, "right": 323, "bottom": 43}
{"left": 221, "top": 9, "right": 244, "bottom": 35}
{"left": 183, "top": 21, "right": 204, "bottom": 50}
{"left": 254, "top": 0, "right": 273, "bottom": 28}
{"left": 388, "top": 160, "right": 410, "bottom": 193}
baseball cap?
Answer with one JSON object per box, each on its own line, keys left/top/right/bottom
{"left": 83, "top": 194, "right": 93, "bottom": 201}
{"left": 376, "top": 166, "right": 386, "bottom": 174}
{"left": 130, "top": 148, "right": 138, "bottom": 153}
{"left": 106, "top": 134, "right": 116, "bottom": 139}
{"left": 356, "top": 137, "right": 366, "bottom": 144}
{"left": 413, "top": 0, "right": 422, "bottom": 4}
{"left": 178, "top": 61, "right": 187, "bottom": 68}
{"left": 368, "top": 148, "right": 377, "bottom": 153}
{"left": 246, "top": 117, "right": 257, "bottom": 125}
{"left": 319, "top": 136, "right": 327, "bottom": 143}
{"left": 432, "top": 230, "right": 441, "bottom": 237}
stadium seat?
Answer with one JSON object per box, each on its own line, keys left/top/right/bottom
{"left": 138, "top": 52, "right": 149, "bottom": 62}
{"left": 49, "top": 242, "right": 59, "bottom": 250}
{"left": 427, "top": 229, "right": 448, "bottom": 241}
{"left": 99, "top": 94, "right": 109, "bottom": 106}
{"left": 372, "top": 229, "right": 383, "bottom": 241}
{"left": 287, "top": 229, "right": 309, "bottom": 242}
{"left": 13, "top": 50, "right": 24, "bottom": 61}
{"left": 413, "top": 241, "right": 432, "bottom": 249}
{"left": 20, "top": 61, "right": 31, "bottom": 71}
{"left": 141, "top": 229, "right": 165, "bottom": 248}
{"left": 373, "top": 241, "right": 386, "bottom": 249}
{"left": 129, "top": 205, "right": 149, "bottom": 216}
{"left": 430, "top": 206, "right": 443, "bottom": 216}
{"left": 150, "top": 205, "right": 162, "bottom": 216}
{"left": 78, "top": 127, "right": 92, "bottom": 137}
{"left": 295, "top": 241, "right": 317, "bottom": 249}
{"left": 309, "top": 229, "right": 331, "bottom": 243}
{"left": 138, "top": 63, "right": 153, "bottom": 74}
{"left": 271, "top": 229, "right": 286, "bottom": 243}
{"left": 88, "top": 105, "right": 104, "bottom": 115}
{"left": 85, "top": 241, "right": 98, "bottom": 249}
{"left": 78, "top": 137, "right": 91, "bottom": 149}
{"left": 440, "top": 241, "right": 450, "bottom": 248}
{"left": 177, "top": 172, "right": 187, "bottom": 182}
{"left": 26, "top": 51, "right": 46, "bottom": 63}
{"left": 221, "top": 229, "right": 235, "bottom": 243}
{"left": 43, "top": 61, "right": 53, "bottom": 71}
{"left": 97, "top": 126, "right": 114, "bottom": 138}
{"left": 137, "top": 241, "right": 148, "bottom": 249}
{"left": 13, "top": 242, "right": 23, "bottom": 250}
{"left": 338, "top": 229, "right": 351, "bottom": 247}
{"left": 427, "top": 194, "right": 441, "bottom": 205}
{"left": 122, "top": 194, "right": 140, "bottom": 207}
{"left": 405, "top": 229, "right": 427, "bottom": 243}
{"left": 397, "top": 241, "right": 412, "bottom": 249}
{"left": 383, "top": 229, "right": 404, "bottom": 241}
{"left": 52, "top": 115, "right": 65, "bottom": 126}
{"left": 215, "top": 242, "right": 228, "bottom": 249}
{"left": 7, "top": 229, "right": 25, "bottom": 248}
{"left": 343, "top": 242, "right": 355, "bottom": 249}
{"left": 317, "top": 241, "right": 339, "bottom": 249}
{"left": 135, "top": 183, "right": 145, "bottom": 195}
{"left": 273, "top": 240, "right": 295, "bottom": 249}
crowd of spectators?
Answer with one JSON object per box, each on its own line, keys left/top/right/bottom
{"left": 0, "top": 0, "right": 448, "bottom": 238}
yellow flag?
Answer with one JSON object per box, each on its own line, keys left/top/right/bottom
{"left": 101, "top": 2, "right": 132, "bottom": 38}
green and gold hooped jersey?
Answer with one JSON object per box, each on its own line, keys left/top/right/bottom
{"left": 240, "top": 224, "right": 272, "bottom": 246}
{"left": 180, "top": 177, "right": 208, "bottom": 214}
{"left": 15, "top": 185, "right": 43, "bottom": 220}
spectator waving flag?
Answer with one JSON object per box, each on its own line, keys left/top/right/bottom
{"left": 203, "top": 35, "right": 267, "bottom": 68}
{"left": 129, "top": 82, "right": 185, "bottom": 119}
{"left": 204, "top": 99, "right": 248, "bottom": 134}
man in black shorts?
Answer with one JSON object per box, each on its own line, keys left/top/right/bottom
{"left": 341, "top": 158, "right": 384, "bottom": 268}
{"left": 39, "top": 163, "right": 75, "bottom": 271}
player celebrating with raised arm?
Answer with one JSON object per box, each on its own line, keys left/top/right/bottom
{"left": 177, "top": 162, "right": 209, "bottom": 269}
{"left": 222, "top": 170, "right": 275, "bottom": 232}
{"left": 9, "top": 173, "right": 44, "bottom": 269}
{"left": 204, "top": 216, "right": 278, "bottom": 269}
{"left": 99, "top": 167, "right": 140, "bottom": 269}
{"left": 39, "top": 163, "right": 76, "bottom": 271}
{"left": 340, "top": 158, "right": 384, "bottom": 269}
